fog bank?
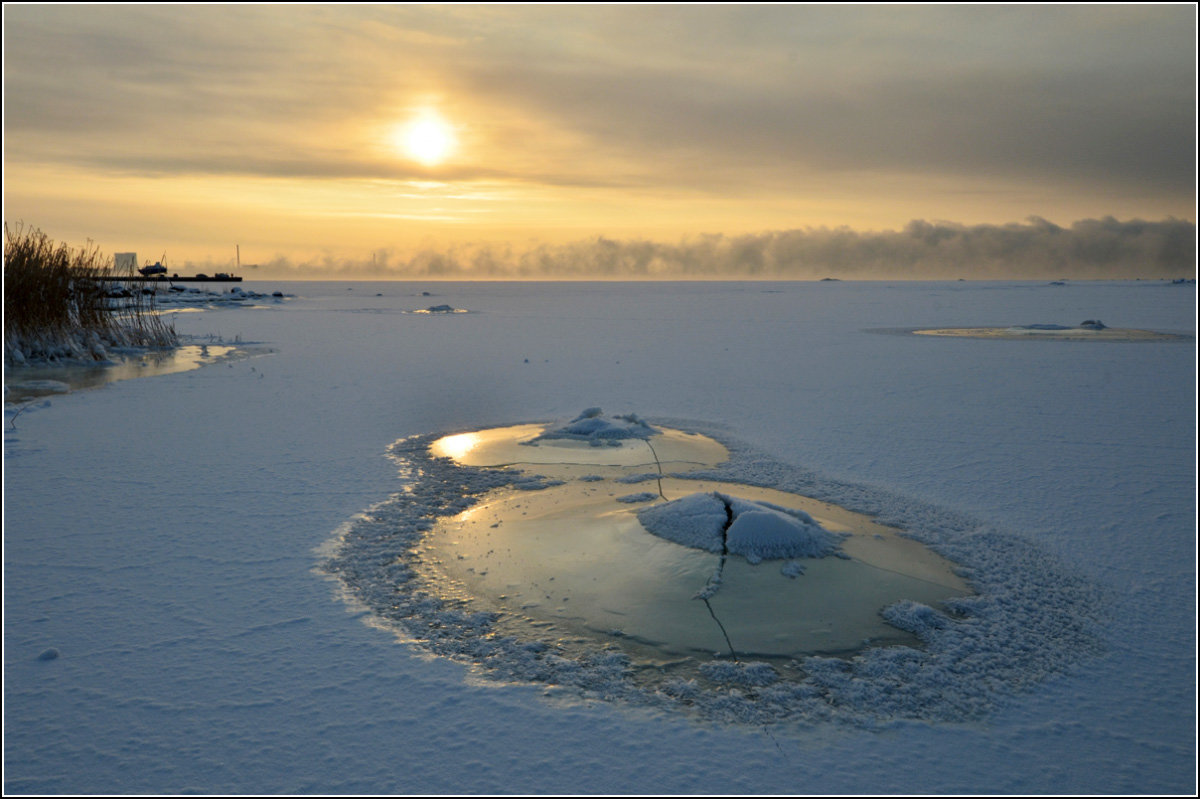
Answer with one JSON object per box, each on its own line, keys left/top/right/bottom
{"left": 197, "top": 217, "right": 1196, "bottom": 280}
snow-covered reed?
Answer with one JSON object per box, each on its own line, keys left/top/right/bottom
{"left": 4, "top": 224, "right": 177, "bottom": 365}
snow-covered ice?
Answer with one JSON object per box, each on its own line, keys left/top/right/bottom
{"left": 3, "top": 280, "right": 1195, "bottom": 794}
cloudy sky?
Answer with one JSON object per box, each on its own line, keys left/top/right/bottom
{"left": 3, "top": 4, "right": 1196, "bottom": 277}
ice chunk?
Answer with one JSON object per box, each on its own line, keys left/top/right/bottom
{"left": 781, "top": 560, "right": 806, "bottom": 578}
{"left": 880, "top": 600, "right": 949, "bottom": 636}
{"left": 530, "top": 407, "right": 659, "bottom": 443}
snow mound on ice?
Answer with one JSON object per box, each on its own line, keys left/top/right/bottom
{"left": 636, "top": 492, "right": 727, "bottom": 551}
{"left": 636, "top": 491, "right": 844, "bottom": 562}
{"left": 530, "top": 407, "right": 659, "bottom": 446}
{"left": 726, "top": 495, "right": 844, "bottom": 562}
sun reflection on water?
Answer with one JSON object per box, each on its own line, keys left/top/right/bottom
{"left": 430, "top": 432, "right": 481, "bottom": 461}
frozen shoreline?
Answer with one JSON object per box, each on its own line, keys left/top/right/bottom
{"left": 4, "top": 338, "right": 271, "bottom": 404}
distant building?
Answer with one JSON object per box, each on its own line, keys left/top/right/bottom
{"left": 115, "top": 252, "right": 138, "bottom": 272}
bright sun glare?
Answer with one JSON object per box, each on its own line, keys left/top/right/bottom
{"left": 397, "top": 112, "right": 456, "bottom": 166}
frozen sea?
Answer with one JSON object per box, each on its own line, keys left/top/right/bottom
{"left": 4, "top": 280, "right": 1196, "bottom": 794}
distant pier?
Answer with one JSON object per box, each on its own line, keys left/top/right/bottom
{"left": 96, "top": 274, "right": 243, "bottom": 283}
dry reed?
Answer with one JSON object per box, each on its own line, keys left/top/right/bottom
{"left": 4, "top": 223, "right": 177, "bottom": 365}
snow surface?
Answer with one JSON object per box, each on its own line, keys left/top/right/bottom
{"left": 4, "top": 280, "right": 1196, "bottom": 794}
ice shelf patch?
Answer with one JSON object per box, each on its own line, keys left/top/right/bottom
{"left": 318, "top": 416, "right": 1106, "bottom": 728}
{"left": 909, "top": 321, "right": 1188, "bottom": 341}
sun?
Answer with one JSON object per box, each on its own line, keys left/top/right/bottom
{"left": 395, "top": 111, "right": 457, "bottom": 166}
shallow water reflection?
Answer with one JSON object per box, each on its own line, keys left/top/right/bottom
{"left": 430, "top": 423, "right": 728, "bottom": 471}
{"left": 5, "top": 345, "right": 242, "bottom": 403}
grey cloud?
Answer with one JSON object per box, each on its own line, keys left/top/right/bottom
{"left": 214, "top": 217, "right": 1195, "bottom": 280}
{"left": 4, "top": 6, "right": 398, "bottom": 151}
{"left": 439, "top": 5, "right": 1196, "bottom": 195}
{"left": 458, "top": 37, "right": 1194, "bottom": 196}
{"left": 26, "top": 150, "right": 631, "bottom": 189}
{"left": 6, "top": 5, "right": 1194, "bottom": 198}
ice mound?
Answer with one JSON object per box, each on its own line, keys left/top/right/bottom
{"left": 529, "top": 407, "right": 659, "bottom": 447}
{"left": 636, "top": 491, "right": 844, "bottom": 563}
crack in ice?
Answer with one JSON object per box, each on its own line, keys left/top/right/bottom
{"left": 698, "top": 494, "right": 739, "bottom": 660}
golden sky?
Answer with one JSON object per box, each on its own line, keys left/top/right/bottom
{"left": 3, "top": 4, "right": 1196, "bottom": 277}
